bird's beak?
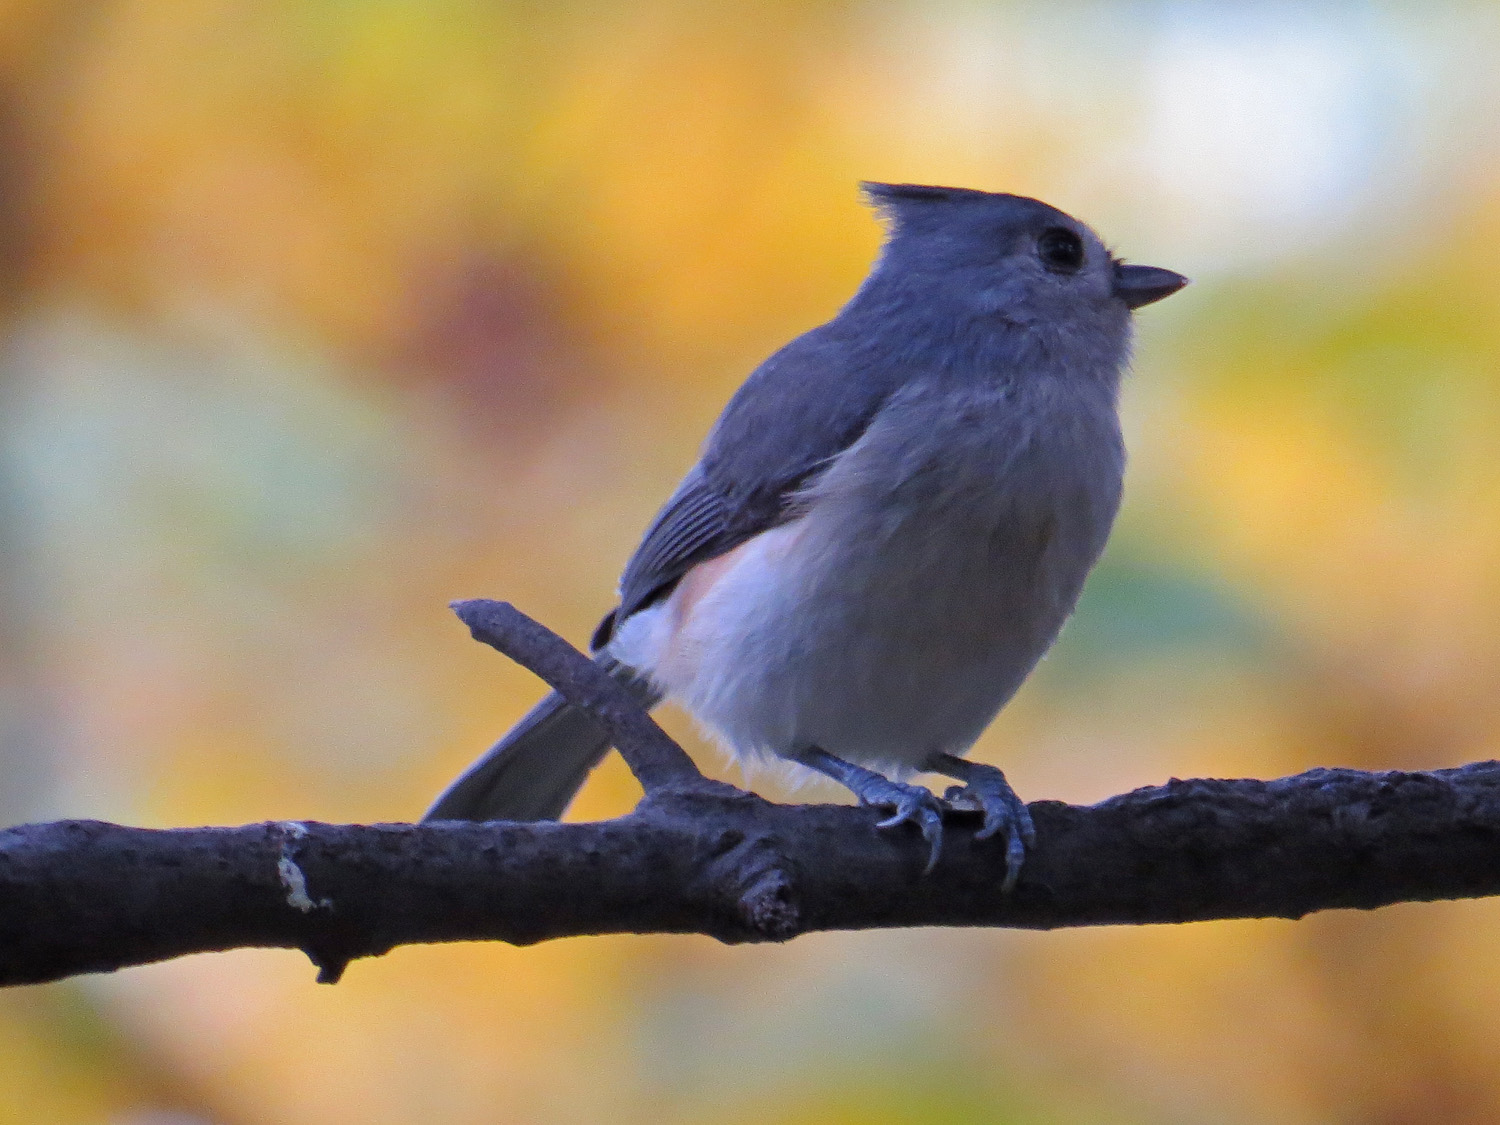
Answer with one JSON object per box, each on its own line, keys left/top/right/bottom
{"left": 1113, "top": 263, "right": 1189, "bottom": 309}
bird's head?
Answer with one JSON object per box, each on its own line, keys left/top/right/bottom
{"left": 858, "top": 182, "right": 1186, "bottom": 359}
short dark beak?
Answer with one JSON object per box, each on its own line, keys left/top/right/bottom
{"left": 1113, "top": 263, "right": 1189, "bottom": 310}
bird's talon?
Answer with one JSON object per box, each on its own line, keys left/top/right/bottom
{"left": 867, "top": 782, "right": 947, "bottom": 871}
{"left": 1001, "top": 831, "right": 1026, "bottom": 893}
{"left": 1018, "top": 807, "right": 1038, "bottom": 848}
{"left": 912, "top": 803, "right": 944, "bottom": 873}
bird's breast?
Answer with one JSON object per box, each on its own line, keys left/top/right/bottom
{"left": 621, "top": 376, "right": 1126, "bottom": 767}
{"left": 799, "top": 377, "right": 1125, "bottom": 633}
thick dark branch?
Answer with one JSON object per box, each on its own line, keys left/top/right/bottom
{"left": 5, "top": 760, "right": 1500, "bottom": 988}
{"left": 6, "top": 599, "right": 1500, "bottom": 988}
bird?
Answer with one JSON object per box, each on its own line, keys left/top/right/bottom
{"left": 425, "top": 182, "right": 1186, "bottom": 888}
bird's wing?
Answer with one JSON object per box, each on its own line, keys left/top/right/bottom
{"left": 609, "top": 464, "right": 745, "bottom": 624}
{"left": 592, "top": 325, "right": 901, "bottom": 649}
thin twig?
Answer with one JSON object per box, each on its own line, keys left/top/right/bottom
{"left": 450, "top": 598, "right": 705, "bottom": 792}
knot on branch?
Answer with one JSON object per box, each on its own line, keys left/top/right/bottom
{"left": 738, "top": 867, "right": 799, "bottom": 939}
{"left": 643, "top": 789, "right": 805, "bottom": 942}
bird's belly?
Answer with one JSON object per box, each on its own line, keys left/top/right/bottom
{"left": 617, "top": 496, "right": 1090, "bottom": 772}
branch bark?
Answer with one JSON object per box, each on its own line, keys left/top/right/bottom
{"left": 4, "top": 600, "right": 1500, "bottom": 989}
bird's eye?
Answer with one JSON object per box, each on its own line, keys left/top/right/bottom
{"left": 1037, "top": 227, "right": 1085, "bottom": 273}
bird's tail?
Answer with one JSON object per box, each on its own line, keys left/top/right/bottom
{"left": 423, "top": 659, "right": 661, "bottom": 823}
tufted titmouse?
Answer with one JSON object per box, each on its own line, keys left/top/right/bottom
{"left": 425, "top": 183, "right": 1186, "bottom": 885}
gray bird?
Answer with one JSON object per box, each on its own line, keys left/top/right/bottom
{"left": 425, "top": 183, "right": 1186, "bottom": 887}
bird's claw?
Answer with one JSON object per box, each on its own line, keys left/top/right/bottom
{"left": 942, "top": 771, "right": 1035, "bottom": 893}
{"left": 862, "top": 779, "right": 946, "bottom": 874}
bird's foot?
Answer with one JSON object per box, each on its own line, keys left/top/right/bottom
{"left": 790, "top": 747, "right": 946, "bottom": 873}
{"left": 857, "top": 775, "right": 947, "bottom": 874}
{"left": 931, "top": 757, "right": 1035, "bottom": 893}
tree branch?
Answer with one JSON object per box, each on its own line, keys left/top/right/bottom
{"left": 4, "top": 600, "right": 1500, "bottom": 989}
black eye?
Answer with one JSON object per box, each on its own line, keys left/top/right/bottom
{"left": 1037, "top": 227, "right": 1084, "bottom": 273}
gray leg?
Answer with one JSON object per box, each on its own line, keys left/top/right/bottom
{"left": 792, "top": 747, "right": 946, "bottom": 874}
{"left": 925, "top": 753, "right": 1035, "bottom": 893}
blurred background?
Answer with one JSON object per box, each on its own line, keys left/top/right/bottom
{"left": 3, "top": 0, "right": 1500, "bottom": 1121}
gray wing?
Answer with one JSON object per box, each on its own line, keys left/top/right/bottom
{"left": 592, "top": 323, "right": 903, "bottom": 650}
